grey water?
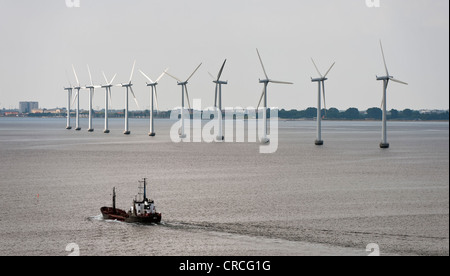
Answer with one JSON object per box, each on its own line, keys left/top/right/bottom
{"left": 0, "top": 117, "right": 448, "bottom": 256}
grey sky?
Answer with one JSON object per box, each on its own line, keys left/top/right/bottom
{"left": 0, "top": 0, "right": 448, "bottom": 111}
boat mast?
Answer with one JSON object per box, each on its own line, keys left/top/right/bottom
{"left": 143, "top": 178, "right": 147, "bottom": 201}
{"left": 113, "top": 187, "right": 116, "bottom": 213}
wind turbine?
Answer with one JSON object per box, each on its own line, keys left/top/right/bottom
{"left": 310, "top": 59, "right": 335, "bottom": 146}
{"left": 86, "top": 65, "right": 101, "bottom": 132}
{"left": 101, "top": 72, "right": 117, "bottom": 134}
{"left": 256, "top": 49, "right": 293, "bottom": 144}
{"left": 139, "top": 68, "right": 168, "bottom": 136}
{"left": 118, "top": 60, "right": 140, "bottom": 135}
{"left": 377, "top": 40, "right": 408, "bottom": 149}
{"left": 63, "top": 72, "right": 73, "bottom": 130}
{"left": 209, "top": 59, "right": 228, "bottom": 141}
{"left": 165, "top": 63, "right": 202, "bottom": 139}
{"left": 71, "top": 65, "right": 82, "bottom": 131}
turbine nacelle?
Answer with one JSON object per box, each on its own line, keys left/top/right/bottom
{"left": 146, "top": 82, "right": 158, "bottom": 87}
{"left": 121, "top": 82, "right": 133, "bottom": 87}
{"left": 213, "top": 80, "right": 228, "bottom": 85}
{"left": 311, "top": 77, "right": 328, "bottom": 82}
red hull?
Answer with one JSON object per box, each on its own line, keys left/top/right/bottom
{"left": 100, "top": 207, "right": 162, "bottom": 224}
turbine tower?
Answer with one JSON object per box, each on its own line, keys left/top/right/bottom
{"left": 72, "top": 65, "right": 82, "bottom": 131}
{"left": 139, "top": 68, "right": 168, "bottom": 136}
{"left": 165, "top": 63, "right": 202, "bottom": 139}
{"left": 86, "top": 65, "right": 101, "bottom": 132}
{"left": 210, "top": 59, "right": 228, "bottom": 141}
{"left": 63, "top": 74, "right": 73, "bottom": 130}
{"left": 377, "top": 40, "right": 408, "bottom": 149}
{"left": 310, "top": 59, "right": 335, "bottom": 146}
{"left": 118, "top": 60, "right": 140, "bottom": 135}
{"left": 101, "top": 72, "right": 117, "bottom": 134}
{"left": 256, "top": 49, "right": 293, "bottom": 144}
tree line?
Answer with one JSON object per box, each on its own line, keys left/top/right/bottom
{"left": 278, "top": 108, "right": 449, "bottom": 121}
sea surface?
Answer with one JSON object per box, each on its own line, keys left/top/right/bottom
{"left": 0, "top": 117, "right": 448, "bottom": 256}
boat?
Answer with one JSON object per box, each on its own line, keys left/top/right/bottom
{"left": 101, "top": 178, "right": 162, "bottom": 224}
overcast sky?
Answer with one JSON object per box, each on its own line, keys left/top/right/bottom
{"left": 0, "top": 0, "right": 448, "bottom": 111}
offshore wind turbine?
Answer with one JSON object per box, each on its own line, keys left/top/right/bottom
{"left": 165, "top": 63, "right": 202, "bottom": 139}
{"left": 63, "top": 73, "right": 73, "bottom": 130}
{"left": 377, "top": 40, "right": 408, "bottom": 149}
{"left": 101, "top": 72, "right": 117, "bottom": 134}
{"left": 139, "top": 68, "right": 168, "bottom": 136}
{"left": 256, "top": 49, "right": 293, "bottom": 144}
{"left": 311, "top": 59, "right": 335, "bottom": 146}
{"left": 86, "top": 65, "right": 101, "bottom": 132}
{"left": 71, "top": 65, "right": 82, "bottom": 131}
{"left": 118, "top": 61, "right": 140, "bottom": 135}
{"left": 209, "top": 59, "right": 228, "bottom": 141}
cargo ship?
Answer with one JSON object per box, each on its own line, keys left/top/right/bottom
{"left": 101, "top": 178, "right": 162, "bottom": 224}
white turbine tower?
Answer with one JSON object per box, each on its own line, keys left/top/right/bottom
{"left": 63, "top": 73, "right": 73, "bottom": 130}
{"left": 118, "top": 61, "right": 140, "bottom": 135}
{"left": 139, "top": 68, "right": 168, "bottom": 136}
{"left": 311, "top": 59, "right": 335, "bottom": 146}
{"left": 101, "top": 72, "right": 117, "bottom": 134}
{"left": 256, "top": 49, "right": 293, "bottom": 144}
{"left": 209, "top": 59, "right": 228, "bottom": 141}
{"left": 86, "top": 65, "right": 101, "bottom": 132}
{"left": 165, "top": 63, "right": 202, "bottom": 139}
{"left": 377, "top": 40, "right": 408, "bottom": 149}
{"left": 71, "top": 65, "right": 82, "bottom": 131}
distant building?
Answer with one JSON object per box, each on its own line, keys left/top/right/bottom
{"left": 19, "top": 102, "right": 39, "bottom": 114}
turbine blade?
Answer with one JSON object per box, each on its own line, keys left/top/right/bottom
{"left": 87, "top": 65, "right": 93, "bottom": 86}
{"left": 380, "top": 40, "right": 389, "bottom": 76}
{"left": 154, "top": 87, "right": 159, "bottom": 113}
{"left": 382, "top": 80, "right": 389, "bottom": 109}
{"left": 102, "top": 71, "right": 108, "bottom": 84}
{"left": 270, "top": 80, "right": 293, "bottom": 85}
{"left": 139, "top": 70, "right": 154, "bottom": 83}
{"left": 311, "top": 58, "right": 323, "bottom": 78}
{"left": 208, "top": 72, "right": 215, "bottom": 80}
{"left": 109, "top": 88, "right": 113, "bottom": 106}
{"left": 129, "top": 86, "right": 140, "bottom": 109}
{"left": 217, "top": 59, "right": 227, "bottom": 81}
{"left": 156, "top": 68, "right": 168, "bottom": 83}
{"left": 185, "top": 85, "right": 192, "bottom": 111}
{"left": 109, "top": 74, "right": 117, "bottom": 85}
{"left": 323, "top": 62, "right": 336, "bottom": 78}
{"left": 129, "top": 60, "right": 136, "bottom": 83}
{"left": 256, "top": 49, "right": 269, "bottom": 79}
{"left": 214, "top": 84, "right": 218, "bottom": 108}
{"left": 186, "top": 63, "right": 202, "bottom": 82}
{"left": 165, "top": 71, "right": 182, "bottom": 82}
{"left": 322, "top": 82, "right": 327, "bottom": 117}
{"left": 72, "top": 65, "right": 80, "bottom": 86}
{"left": 390, "top": 78, "right": 408, "bottom": 85}
{"left": 257, "top": 87, "right": 265, "bottom": 110}
{"left": 71, "top": 90, "right": 79, "bottom": 107}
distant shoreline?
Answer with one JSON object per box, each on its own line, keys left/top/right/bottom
{"left": 0, "top": 116, "right": 448, "bottom": 123}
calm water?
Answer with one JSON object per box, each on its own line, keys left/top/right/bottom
{"left": 0, "top": 117, "right": 448, "bottom": 256}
